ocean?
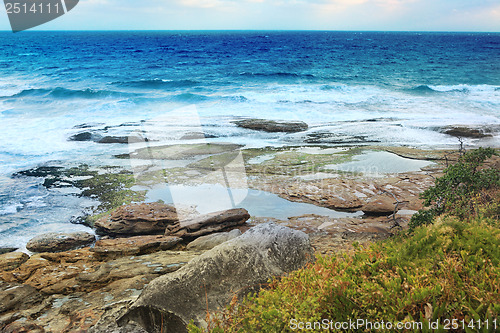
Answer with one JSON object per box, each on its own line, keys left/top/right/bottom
{"left": 0, "top": 31, "right": 499, "bottom": 249}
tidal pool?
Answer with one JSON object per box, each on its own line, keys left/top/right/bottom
{"left": 143, "top": 183, "right": 362, "bottom": 220}
{"left": 324, "top": 150, "right": 434, "bottom": 175}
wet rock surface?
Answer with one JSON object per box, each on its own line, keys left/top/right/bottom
{"left": 233, "top": 118, "right": 309, "bottom": 133}
{"left": 442, "top": 126, "right": 493, "bottom": 138}
{"left": 69, "top": 131, "right": 145, "bottom": 144}
{"left": 26, "top": 232, "right": 96, "bottom": 253}
{"left": 0, "top": 248, "right": 16, "bottom": 255}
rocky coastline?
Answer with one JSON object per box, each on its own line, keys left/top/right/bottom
{"left": 1, "top": 118, "right": 487, "bottom": 332}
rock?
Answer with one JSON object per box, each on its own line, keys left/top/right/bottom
{"left": 186, "top": 229, "right": 241, "bottom": 251}
{"left": 0, "top": 252, "right": 29, "bottom": 271}
{"left": 0, "top": 280, "right": 43, "bottom": 313}
{"left": 121, "top": 222, "right": 314, "bottom": 332}
{"left": 165, "top": 208, "right": 250, "bottom": 239}
{"left": 26, "top": 232, "right": 96, "bottom": 253}
{"left": 122, "top": 143, "right": 242, "bottom": 160}
{"left": 76, "top": 251, "right": 199, "bottom": 291}
{"left": 303, "top": 132, "right": 374, "bottom": 144}
{"left": 180, "top": 132, "right": 217, "bottom": 140}
{"left": 482, "top": 155, "right": 500, "bottom": 171}
{"left": 0, "top": 247, "right": 17, "bottom": 255}
{"left": 12, "top": 166, "right": 64, "bottom": 179}
{"left": 91, "top": 235, "right": 183, "bottom": 258}
{"left": 73, "top": 122, "right": 105, "bottom": 129}
{"left": 97, "top": 136, "right": 130, "bottom": 144}
{"left": 362, "top": 194, "right": 396, "bottom": 215}
{"left": 94, "top": 202, "right": 178, "bottom": 236}
{"left": 2, "top": 275, "right": 152, "bottom": 333}
{"left": 69, "top": 131, "right": 102, "bottom": 142}
{"left": 443, "top": 126, "right": 492, "bottom": 138}
{"left": 233, "top": 118, "right": 308, "bottom": 133}
{"left": 0, "top": 248, "right": 199, "bottom": 296}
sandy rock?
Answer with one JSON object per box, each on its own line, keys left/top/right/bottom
{"left": 234, "top": 118, "right": 308, "bottom": 133}
{"left": 122, "top": 222, "right": 314, "bottom": 332}
{"left": 3, "top": 276, "right": 152, "bottom": 333}
{"left": 26, "top": 232, "right": 95, "bottom": 253}
{"left": 165, "top": 208, "right": 250, "bottom": 239}
{"left": 186, "top": 229, "right": 241, "bottom": 251}
{"left": 77, "top": 251, "right": 199, "bottom": 289}
{"left": 362, "top": 194, "right": 397, "bottom": 215}
{"left": 0, "top": 251, "right": 29, "bottom": 271}
{"left": 0, "top": 280, "right": 43, "bottom": 313}
{"left": 94, "top": 202, "right": 178, "bottom": 236}
{"left": 0, "top": 247, "right": 199, "bottom": 297}
{"left": 91, "top": 235, "right": 183, "bottom": 258}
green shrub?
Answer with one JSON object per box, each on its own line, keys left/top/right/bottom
{"left": 408, "top": 209, "right": 436, "bottom": 230}
{"left": 189, "top": 218, "right": 499, "bottom": 333}
{"left": 410, "top": 148, "right": 499, "bottom": 228}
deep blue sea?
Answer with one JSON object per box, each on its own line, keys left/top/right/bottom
{"left": 0, "top": 31, "right": 499, "bottom": 249}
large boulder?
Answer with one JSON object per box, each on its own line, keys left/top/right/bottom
{"left": 26, "top": 232, "right": 95, "bottom": 253}
{"left": 186, "top": 229, "right": 241, "bottom": 251}
{"left": 120, "top": 222, "right": 315, "bottom": 332}
{"left": 94, "top": 202, "right": 178, "bottom": 236}
{"left": 233, "top": 118, "right": 308, "bottom": 133}
{"left": 165, "top": 208, "right": 250, "bottom": 239}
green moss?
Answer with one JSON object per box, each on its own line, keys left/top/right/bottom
{"left": 76, "top": 170, "right": 146, "bottom": 212}
{"left": 189, "top": 146, "right": 363, "bottom": 176}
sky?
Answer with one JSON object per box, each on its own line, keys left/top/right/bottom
{"left": 1, "top": 0, "right": 500, "bottom": 32}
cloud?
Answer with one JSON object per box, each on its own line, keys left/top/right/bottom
{"left": 4, "top": 0, "right": 497, "bottom": 31}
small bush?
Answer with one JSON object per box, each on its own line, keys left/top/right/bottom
{"left": 189, "top": 218, "right": 500, "bottom": 333}
{"left": 411, "top": 148, "right": 499, "bottom": 227}
{"left": 408, "top": 209, "right": 436, "bottom": 230}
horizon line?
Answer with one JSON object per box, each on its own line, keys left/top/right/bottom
{"left": 1, "top": 29, "right": 500, "bottom": 33}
